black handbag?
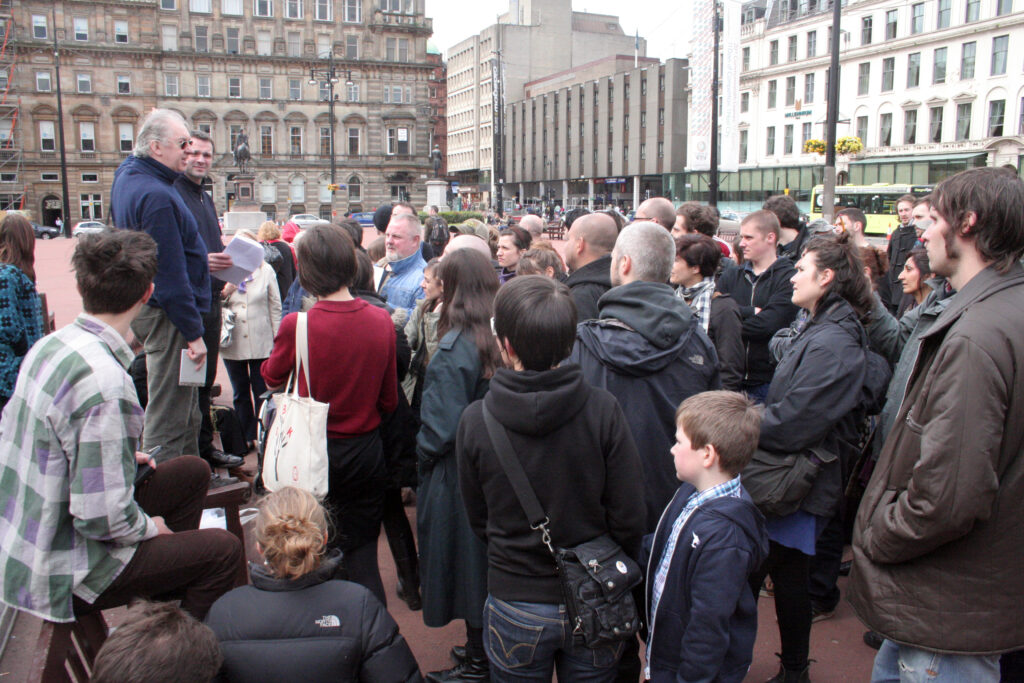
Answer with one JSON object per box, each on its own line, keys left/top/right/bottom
{"left": 481, "top": 405, "right": 641, "bottom": 647}
{"left": 742, "top": 446, "right": 837, "bottom": 517}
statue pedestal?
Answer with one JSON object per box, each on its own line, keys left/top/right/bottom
{"left": 223, "top": 174, "right": 263, "bottom": 235}
{"left": 426, "top": 179, "right": 447, "bottom": 209}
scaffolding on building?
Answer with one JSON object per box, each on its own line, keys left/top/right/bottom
{"left": 0, "top": 1, "right": 26, "bottom": 214}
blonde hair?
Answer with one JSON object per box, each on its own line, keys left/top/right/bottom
{"left": 255, "top": 487, "right": 329, "bottom": 579}
{"left": 258, "top": 221, "right": 281, "bottom": 241}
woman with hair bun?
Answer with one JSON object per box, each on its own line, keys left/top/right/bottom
{"left": 205, "top": 486, "right": 423, "bottom": 683}
{"left": 0, "top": 214, "right": 44, "bottom": 410}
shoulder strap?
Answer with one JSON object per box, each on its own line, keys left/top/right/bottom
{"left": 294, "top": 312, "right": 313, "bottom": 397}
{"left": 481, "top": 404, "right": 555, "bottom": 554}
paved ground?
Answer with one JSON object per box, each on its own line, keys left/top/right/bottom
{"left": 1, "top": 233, "right": 877, "bottom": 681}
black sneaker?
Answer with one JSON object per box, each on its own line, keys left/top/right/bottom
{"left": 209, "top": 450, "right": 245, "bottom": 469}
{"left": 426, "top": 657, "right": 489, "bottom": 683}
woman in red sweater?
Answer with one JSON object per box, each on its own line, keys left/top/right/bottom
{"left": 262, "top": 224, "right": 398, "bottom": 604}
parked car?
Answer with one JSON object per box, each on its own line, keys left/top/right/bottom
{"left": 350, "top": 212, "right": 376, "bottom": 228}
{"left": 288, "top": 214, "right": 330, "bottom": 230}
{"left": 72, "top": 220, "right": 107, "bottom": 237}
{"left": 30, "top": 222, "right": 61, "bottom": 240}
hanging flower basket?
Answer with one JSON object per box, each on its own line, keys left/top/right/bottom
{"left": 835, "top": 136, "right": 864, "bottom": 155}
{"left": 803, "top": 139, "right": 827, "bottom": 154}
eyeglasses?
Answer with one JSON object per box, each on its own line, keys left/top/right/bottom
{"left": 172, "top": 137, "right": 192, "bottom": 150}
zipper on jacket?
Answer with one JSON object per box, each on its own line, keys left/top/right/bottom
{"left": 743, "top": 270, "right": 760, "bottom": 382}
{"left": 644, "top": 498, "right": 681, "bottom": 680}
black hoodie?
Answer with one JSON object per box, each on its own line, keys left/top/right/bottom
{"left": 564, "top": 254, "right": 612, "bottom": 322}
{"left": 457, "top": 365, "right": 646, "bottom": 603}
{"left": 568, "top": 281, "right": 721, "bottom": 531}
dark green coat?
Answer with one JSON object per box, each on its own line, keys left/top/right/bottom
{"left": 416, "top": 328, "right": 489, "bottom": 628}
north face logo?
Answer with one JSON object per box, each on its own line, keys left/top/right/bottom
{"left": 315, "top": 615, "right": 341, "bottom": 628}
{"left": 688, "top": 355, "right": 704, "bottom": 365}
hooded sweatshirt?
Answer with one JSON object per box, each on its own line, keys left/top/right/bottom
{"left": 564, "top": 254, "right": 613, "bottom": 322}
{"left": 568, "top": 281, "right": 721, "bottom": 531}
{"left": 457, "top": 364, "right": 646, "bottom": 603}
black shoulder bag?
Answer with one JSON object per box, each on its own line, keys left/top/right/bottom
{"left": 481, "top": 405, "right": 641, "bottom": 647}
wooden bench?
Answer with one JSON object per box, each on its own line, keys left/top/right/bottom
{"left": 31, "top": 611, "right": 108, "bottom": 683}
{"left": 545, "top": 221, "right": 566, "bottom": 240}
{"left": 203, "top": 480, "right": 253, "bottom": 586}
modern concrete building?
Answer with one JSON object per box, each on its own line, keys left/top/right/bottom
{"left": 445, "top": 0, "right": 646, "bottom": 208}
{"left": 502, "top": 55, "right": 689, "bottom": 211}
{"left": 693, "top": 0, "right": 1024, "bottom": 213}
{"left": 7, "top": 0, "right": 437, "bottom": 225}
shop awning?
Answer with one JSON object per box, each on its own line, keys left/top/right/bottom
{"left": 851, "top": 152, "right": 988, "bottom": 164}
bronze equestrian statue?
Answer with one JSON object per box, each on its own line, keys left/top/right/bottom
{"left": 233, "top": 130, "right": 252, "bottom": 174}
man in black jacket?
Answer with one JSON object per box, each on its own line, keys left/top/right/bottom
{"left": 562, "top": 212, "right": 617, "bottom": 321}
{"left": 716, "top": 210, "right": 799, "bottom": 403}
{"left": 885, "top": 194, "right": 919, "bottom": 314}
{"left": 174, "top": 131, "right": 244, "bottom": 474}
{"left": 764, "top": 194, "right": 809, "bottom": 262}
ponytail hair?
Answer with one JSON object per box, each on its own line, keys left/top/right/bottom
{"left": 255, "top": 487, "right": 329, "bottom": 580}
{"left": 802, "top": 232, "right": 874, "bottom": 320}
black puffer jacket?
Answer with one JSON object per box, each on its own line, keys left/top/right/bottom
{"left": 206, "top": 552, "right": 422, "bottom": 683}
{"left": 564, "top": 254, "right": 612, "bottom": 322}
{"left": 759, "top": 295, "right": 872, "bottom": 518}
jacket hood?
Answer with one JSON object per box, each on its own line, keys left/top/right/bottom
{"left": 565, "top": 254, "right": 612, "bottom": 288}
{"left": 484, "top": 364, "right": 588, "bottom": 436}
{"left": 249, "top": 549, "right": 345, "bottom": 591}
{"left": 701, "top": 490, "right": 768, "bottom": 554}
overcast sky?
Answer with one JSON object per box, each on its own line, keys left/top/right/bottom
{"left": 425, "top": 0, "right": 693, "bottom": 62}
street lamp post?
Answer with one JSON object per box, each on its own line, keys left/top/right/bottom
{"left": 52, "top": 9, "right": 71, "bottom": 236}
{"left": 309, "top": 53, "right": 353, "bottom": 210}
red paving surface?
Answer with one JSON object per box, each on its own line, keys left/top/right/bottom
{"left": 2, "top": 234, "right": 877, "bottom": 681}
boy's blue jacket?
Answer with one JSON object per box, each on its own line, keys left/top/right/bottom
{"left": 644, "top": 484, "right": 768, "bottom": 683}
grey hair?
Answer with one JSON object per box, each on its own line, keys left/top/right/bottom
{"left": 133, "top": 109, "right": 188, "bottom": 158}
{"left": 614, "top": 221, "right": 675, "bottom": 283}
{"left": 389, "top": 213, "right": 423, "bottom": 239}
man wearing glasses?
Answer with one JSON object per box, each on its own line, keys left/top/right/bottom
{"left": 111, "top": 109, "right": 212, "bottom": 462}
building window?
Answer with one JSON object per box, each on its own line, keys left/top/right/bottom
{"left": 861, "top": 16, "right": 872, "bottom": 45}
{"left": 229, "top": 125, "right": 243, "bottom": 151}
{"left": 879, "top": 113, "right": 893, "bottom": 146}
{"left": 961, "top": 42, "right": 976, "bottom": 79}
{"left": 347, "top": 83, "right": 360, "bottom": 102}
{"left": 194, "top": 26, "right": 208, "bottom": 52}
{"left": 386, "top": 37, "right": 396, "bottom": 60}
{"left": 807, "top": 31, "right": 817, "bottom": 58}
{"left": 788, "top": 35, "right": 798, "bottom": 62}
{"left": 997, "top": 0, "right": 1012, "bottom": 15}
{"left": 785, "top": 76, "right": 796, "bottom": 106}
{"left": 955, "top": 103, "right": 972, "bottom": 140}
{"left": 114, "top": 21, "right": 129, "bottom": 43}
{"left": 640, "top": 110, "right": 647, "bottom": 127}
{"left": 933, "top": 48, "right": 947, "bottom": 83}
{"left": 802, "top": 122, "right": 812, "bottom": 148}
{"left": 119, "top": 123, "right": 134, "bottom": 153}
{"left": 319, "top": 81, "right": 330, "bottom": 101}
{"left": 965, "top": 0, "right": 979, "bottom": 22}
{"left": 259, "top": 77, "right": 272, "bottom": 99}
{"left": 161, "top": 0, "right": 175, "bottom": 8}
{"left": 742, "top": 46, "right": 750, "bottom": 71}
{"left": 197, "top": 123, "right": 211, "bottom": 135}
{"left": 937, "top": 0, "right": 950, "bottom": 28}
{"left": 254, "top": 0, "right": 273, "bottom": 17}
{"left": 904, "top": 109, "right": 918, "bottom": 144}
{"left": 117, "top": 75, "right": 131, "bottom": 95}
{"left": 80, "top": 173, "right": 99, "bottom": 183}
{"left": 285, "top": 0, "right": 301, "bottom": 18}
{"left": 32, "top": 15, "right": 47, "bottom": 39}
{"left": 348, "top": 175, "right": 360, "bottom": 201}
{"left": 257, "top": 31, "right": 272, "bottom": 55}
{"left": 316, "top": 34, "right": 331, "bottom": 58}
{"left": 907, "top": 53, "right": 920, "bottom": 87}
{"left": 400, "top": 38, "right": 409, "bottom": 61}
{"left": 190, "top": 0, "right": 212, "bottom": 11}
{"left": 768, "top": 80, "right": 777, "bottom": 108}
{"left": 260, "top": 179, "right": 276, "bottom": 203}
{"left": 857, "top": 63, "right": 870, "bottom": 95}
{"left": 345, "top": 34, "right": 358, "bottom": 59}
{"left": 1020, "top": 98, "right": 1024, "bottom": 134}
{"left": 286, "top": 32, "right": 301, "bottom": 56}
{"left": 885, "top": 10, "right": 897, "bottom": 40}
{"left": 228, "top": 77, "right": 241, "bottom": 98}
{"left": 41, "top": 172, "right": 60, "bottom": 182}
{"left": 766, "top": 126, "right": 776, "bottom": 155}
{"left": 317, "top": 126, "right": 330, "bottom": 155}
{"left": 911, "top": 3, "right": 924, "bottom": 34}
{"left": 79, "top": 122, "right": 96, "bottom": 152}
{"left": 290, "top": 126, "right": 303, "bottom": 155}
{"left": 740, "top": 92, "right": 749, "bottom": 112}
{"left": 197, "top": 75, "right": 211, "bottom": 97}
{"left": 73, "top": 18, "right": 88, "bottom": 41}
{"left": 222, "top": 0, "right": 242, "bottom": 13}
{"left": 881, "top": 57, "right": 894, "bottom": 91}
{"left": 77, "top": 73, "right": 92, "bottom": 94}
{"left": 260, "top": 125, "right": 273, "bottom": 154}
{"left": 804, "top": 73, "right": 815, "bottom": 103}
{"left": 739, "top": 129, "right": 748, "bottom": 163}
{"left": 769, "top": 40, "right": 779, "bottom": 65}
{"left": 289, "top": 78, "right": 301, "bottom": 100}
{"left": 80, "top": 194, "right": 103, "bottom": 220}
{"left": 315, "top": 0, "right": 331, "bottom": 20}
{"left": 640, "top": 143, "right": 646, "bottom": 160}
{"left": 659, "top": 108, "right": 664, "bottom": 126}
{"left": 344, "top": 0, "right": 361, "bottom": 21}
{"left": 784, "top": 124, "right": 794, "bottom": 154}
{"left": 658, "top": 141, "right": 664, "bottom": 158}
{"left": 164, "top": 73, "right": 179, "bottom": 96}
{"left": 289, "top": 177, "right": 305, "bottom": 202}
{"left": 226, "top": 27, "right": 240, "bottom": 54}
{"left": 930, "top": 106, "right": 943, "bottom": 142}
{"left": 387, "top": 126, "right": 409, "bottom": 155}
{"left": 991, "top": 36, "right": 1008, "bottom": 76}
{"left": 162, "top": 25, "right": 178, "bottom": 51}
{"left": 856, "top": 115, "right": 868, "bottom": 145}
{"left": 989, "top": 99, "right": 1006, "bottom": 136}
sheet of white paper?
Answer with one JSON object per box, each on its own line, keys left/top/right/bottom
{"left": 218, "top": 236, "right": 266, "bottom": 285}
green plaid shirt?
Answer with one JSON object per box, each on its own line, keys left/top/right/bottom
{"left": 0, "top": 314, "right": 157, "bottom": 622}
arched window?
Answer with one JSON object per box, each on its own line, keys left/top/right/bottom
{"left": 348, "top": 175, "right": 361, "bottom": 202}
{"left": 259, "top": 178, "right": 277, "bottom": 203}
{"left": 290, "top": 176, "right": 306, "bottom": 203}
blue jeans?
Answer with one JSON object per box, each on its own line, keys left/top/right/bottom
{"left": 872, "top": 640, "right": 1000, "bottom": 682}
{"left": 483, "top": 596, "right": 624, "bottom": 682}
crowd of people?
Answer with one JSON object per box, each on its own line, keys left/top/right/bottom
{"left": 0, "top": 107, "right": 1022, "bottom": 683}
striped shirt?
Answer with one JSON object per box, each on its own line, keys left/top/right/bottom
{"left": 0, "top": 314, "right": 157, "bottom": 622}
